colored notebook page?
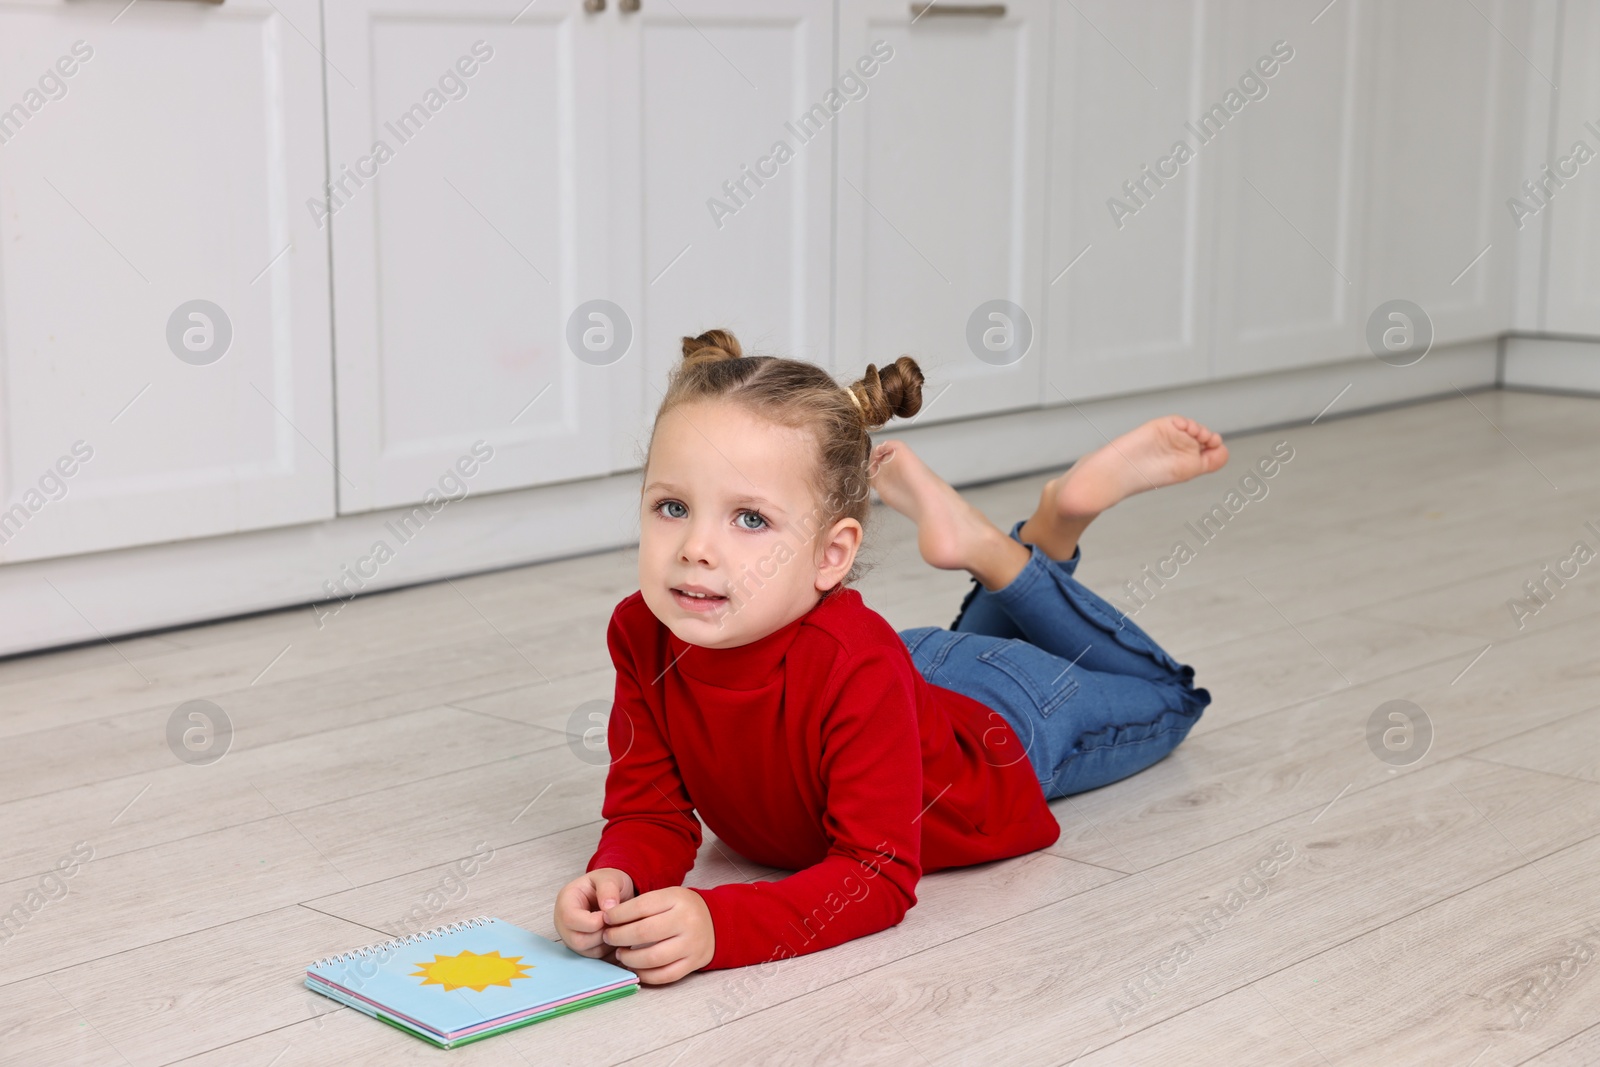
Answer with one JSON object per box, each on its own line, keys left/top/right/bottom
{"left": 304, "top": 916, "right": 638, "bottom": 1043}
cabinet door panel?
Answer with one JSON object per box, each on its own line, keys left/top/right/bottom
{"left": 1043, "top": 0, "right": 1213, "bottom": 400}
{"left": 0, "top": 1, "right": 334, "bottom": 563}
{"left": 1363, "top": 0, "right": 1526, "bottom": 344}
{"left": 325, "top": 1, "right": 617, "bottom": 513}
{"left": 611, "top": 0, "right": 833, "bottom": 427}
{"left": 1211, "top": 0, "right": 1370, "bottom": 377}
{"left": 837, "top": 0, "right": 1049, "bottom": 423}
{"left": 1543, "top": 0, "right": 1600, "bottom": 334}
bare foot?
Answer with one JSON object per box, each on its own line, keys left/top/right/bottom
{"left": 1049, "top": 415, "right": 1227, "bottom": 519}
{"left": 869, "top": 441, "right": 1028, "bottom": 590}
{"left": 1020, "top": 415, "right": 1228, "bottom": 560}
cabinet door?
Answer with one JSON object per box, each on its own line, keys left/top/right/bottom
{"left": 1542, "top": 0, "right": 1600, "bottom": 334}
{"left": 1042, "top": 0, "right": 1215, "bottom": 401}
{"left": 325, "top": 0, "right": 618, "bottom": 513}
{"left": 0, "top": 0, "right": 334, "bottom": 564}
{"left": 837, "top": 0, "right": 1050, "bottom": 423}
{"left": 1210, "top": 0, "right": 1371, "bottom": 378}
{"left": 1362, "top": 0, "right": 1527, "bottom": 346}
{"left": 609, "top": 0, "right": 834, "bottom": 431}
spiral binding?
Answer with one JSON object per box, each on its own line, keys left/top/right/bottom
{"left": 310, "top": 915, "right": 495, "bottom": 970}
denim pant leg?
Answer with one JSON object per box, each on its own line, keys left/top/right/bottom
{"left": 901, "top": 626, "right": 1210, "bottom": 798}
{"left": 906, "top": 520, "right": 1211, "bottom": 799}
{"left": 952, "top": 519, "right": 1189, "bottom": 685}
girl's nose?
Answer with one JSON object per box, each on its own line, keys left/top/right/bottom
{"left": 679, "top": 522, "right": 716, "bottom": 565}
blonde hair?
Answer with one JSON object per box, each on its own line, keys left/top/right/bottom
{"left": 642, "top": 328, "right": 925, "bottom": 585}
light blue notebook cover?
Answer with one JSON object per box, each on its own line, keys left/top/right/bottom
{"left": 305, "top": 916, "right": 637, "bottom": 1043}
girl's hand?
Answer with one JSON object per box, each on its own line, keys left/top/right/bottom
{"left": 554, "top": 868, "right": 635, "bottom": 958}
{"left": 601, "top": 886, "right": 715, "bottom": 985}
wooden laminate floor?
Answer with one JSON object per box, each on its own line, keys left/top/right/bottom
{"left": 3, "top": 388, "right": 1600, "bottom": 1066}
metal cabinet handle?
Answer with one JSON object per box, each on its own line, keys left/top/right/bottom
{"left": 619, "top": 0, "right": 640, "bottom": 11}
{"left": 584, "top": 0, "right": 605, "bottom": 11}
{"left": 911, "top": 3, "right": 1005, "bottom": 16}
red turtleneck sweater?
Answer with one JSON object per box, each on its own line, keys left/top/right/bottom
{"left": 585, "top": 585, "right": 1062, "bottom": 971}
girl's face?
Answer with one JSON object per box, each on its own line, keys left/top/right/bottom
{"left": 639, "top": 400, "right": 862, "bottom": 649}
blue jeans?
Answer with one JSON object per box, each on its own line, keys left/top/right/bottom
{"left": 899, "top": 519, "right": 1211, "bottom": 800}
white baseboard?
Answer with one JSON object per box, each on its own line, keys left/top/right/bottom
{"left": 1502, "top": 335, "right": 1600, "bottom": 394}
{"left": 0, "top": 338, "right": 1503, "bottom": 658}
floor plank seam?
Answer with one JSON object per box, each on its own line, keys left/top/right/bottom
{"left": 0, "top": 805, "right": 578, "bottom": 887}
{"left": 294, "top": 902, "right": 395, "bottom": 939}
{"left": 0, "top": 725, "right": 580, "bottom": 816}
{"left": 443, "top": 670, "right": 613, "bottom": 711}
{"left": 443, "top": 700, "right": 573, "bottom": 736}
{"left": 155, "top": 1008, "right": 335, "bottom": 1067}
{"left": 1507, "top": 1018, "right": 1600, "bottom": 1067}
{"left": 1454, "top": 751, "right": 1600, "bottom": 789}
{"left": 0, "top": 670, "right": 570, "bottom": 750}
{"left": 0, "top": 904, "right": 311, "bottom": 993}
{"left": 1126, "top": 534, "right": 1548, "bottom": 633}
{"left": 0, "top": 643, "right": 612, "bottom": 747}
{"left": 1174, "top": 614, "right": 1600, "bottom": 746}
{"left": 1050, "top": 767, "right": 1449, "bottom": 879}
{"left": 1043, "top": 751, "right": 1591, "bottom": 912}
{"left": 1037, "top": 852, "right": 1138, "bottom": 878}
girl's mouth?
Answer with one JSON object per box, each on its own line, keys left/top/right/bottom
{"left": 671, "top": 587, "right": 727, "bottom": 613}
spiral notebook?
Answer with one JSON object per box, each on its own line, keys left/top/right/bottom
{"left": 304, "top": 916, "right": 638, "bottom": 1049}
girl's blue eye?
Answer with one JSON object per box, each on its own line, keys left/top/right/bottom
{"left": 651, "top": 499, "right": 767, "bottom": 529}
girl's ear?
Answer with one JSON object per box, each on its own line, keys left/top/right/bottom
{"left": 814, "top": 517, "right": 863, "bottom": 593}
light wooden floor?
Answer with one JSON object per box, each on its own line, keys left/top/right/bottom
{"left": 4, "top": 388, "right": 1600, "bottom": 1066}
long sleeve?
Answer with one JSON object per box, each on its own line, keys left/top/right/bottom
{"left": 687, "top": 645, "right": 925, "bottom": 970}
{"left": 585, "top": 612, "right": 703, "bottom": 894}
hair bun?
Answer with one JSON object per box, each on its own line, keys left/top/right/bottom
{"left": 681, "top": 329, "right": 743, "bottom": 368}
{"left": 854, "top": 354, "right": 924, "bottom": 428}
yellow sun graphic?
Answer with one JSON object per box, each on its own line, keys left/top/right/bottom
{"left": 409, "top": 950, "right": 534, "bottom": 993}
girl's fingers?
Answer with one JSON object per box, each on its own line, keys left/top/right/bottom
{"left": 604, "top": 910, "right": 674, "bottom": 948}
{"left": 601, "top": 887, "right": 674, "bottom": 926}
{"left": 616, "top": 935, "right": 687, "bottom": 974}
{"left": 560, "top": 879, "right": 615, "bottom": 932}
{"left": 580, "top": 924, "right": 606, "bottom": 944}
{"left": 558, "top": 894, "right": 604, "bottom": 933}
{"left": 555, "top": 919, "right": 603, "bottom": 957}
{"left": 633, "top": 959, "right": 692, "bottom": 985}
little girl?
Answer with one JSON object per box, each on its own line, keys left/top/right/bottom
{"left": 553, "top": 329, "right": 1225, "bottom": 985}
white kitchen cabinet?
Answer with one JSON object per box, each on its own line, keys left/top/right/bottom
{"left": 1209, "top": 0, "right": 1373, "bottom": 378}
{"left": 609, "top": 0, "right": 835, "bottom": 423}
{"left": 836, "top": 0, "right": 1051, "bottom": 422}
{"left": 1361, "top": 0, "right": 1528, "bottom": 347}
{"left": 323, "top": 0, "right": 621, "bottom": 513}
{"left": 1541, "top": 0, "right": 1600, "bottom": 335}
{"left": 1042, "top": 0, "right": 1216, "bottom": 401}
{"left": 1053, "top": 0, "right": 1530, "bottom": 394}
{"left": 0, "top": 0, "right": 335, "bottom": 564}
